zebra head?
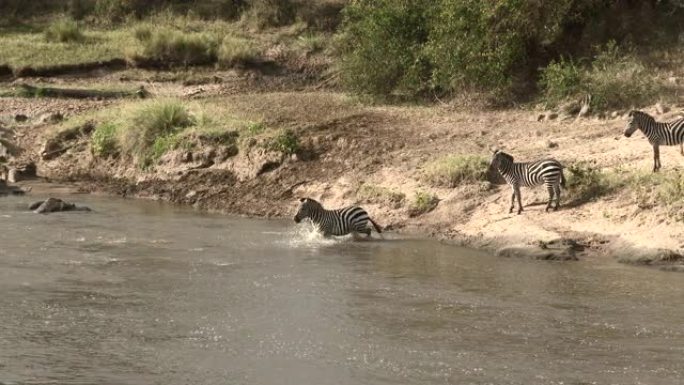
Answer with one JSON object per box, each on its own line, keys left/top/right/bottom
{"left": 624, "top": 110, "right": 652, "bottom": 137}
{"left": 294, "top": 197, "right": 322, "bottom": 223}
{"left": 489, "top": 149, "right": 514, "bottom": 170}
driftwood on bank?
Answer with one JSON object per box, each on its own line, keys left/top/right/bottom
{"left": 18, "top": 83, "right": 148, "bottom": 99}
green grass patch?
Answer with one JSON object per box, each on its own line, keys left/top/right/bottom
{"left": 218, "top": 36, "right": 260, "bottom": 67}
{"left": 408, "top": 190, "right": 438, "bottom": 217}
{"left": 44, "top": 18, "right": 84, "bottom": 43}
{"left": 268, "top": 129, "right": 299, "bottom": 155}
{"left": 134, "top": 29, "right": 219, "bottom": 66}
{"left": 357, "top": 183, "right": 406, "bottom": 209}
{"left": 422, "top": 155, "right": 489, "bottom": 188}
{"left": 91, "top": 121, "right": 119, "bottom": 157}
{"left": 626, "top": 170, "right": 684, "bottom": 221}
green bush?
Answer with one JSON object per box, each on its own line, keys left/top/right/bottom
{"left": 565, "top": 162, "right": 623, "bottom": 204}
{"left": 91, "top": 122, "right": 119, "bottom": 157}
{"left": 337, "top": 0, "right": 433, "bottom": 96}
{"left": 540, "top": 42, "right": 664, "bottom": 110}
{"left": 136, "top": 29, "right": 219, "bottom": 65}
{"left": 422, "top": 154, "right": 489, "bottom": 188}
{"left": 44, "top": 19, "right": 84, "bottom": 43}
{"left": 218, "top": 36, "right": 259, "bottom": 67}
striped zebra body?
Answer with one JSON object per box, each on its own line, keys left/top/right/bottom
{"left": 490, "top": 150, "right": 565, "bottom": 214}
{"left": 294, "top": 198, "right": 382, "bottom": 236}
{"left": 624, "top": 110, "right": 684, "bottom": 172}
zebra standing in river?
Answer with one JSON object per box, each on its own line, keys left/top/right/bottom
{"left": 489, "top": 149, "right": 566, "bottom": 215}
{"left": 623, "top": 110, "right": 684, "bottom": 172}
{"left": 293, "top": 197, "right": 382, "bottom": 236}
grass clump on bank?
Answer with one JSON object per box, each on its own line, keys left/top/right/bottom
{"left": 218, "top": 36, "right": 260, "bottom": 67}
{"left": 422, "top": 154, "right": 489, "bottom": 188}
{"left": 565, "top": 162, "right": 624, "bottom": 205}
{"left": 133, "top": 29, "right": 218, "bottom": 66}
{"left": 91, "top": 122, "right": 119, "bottom": 157}
{"left": 408, "top": 190, "right": 438, "bottom": 217}
{"left": 357, "top": 183, "right": 405, "bottom": 209}
{"left": 44, "top": 19, "right": 84, "bottom": 42}
{"left": 627, "top": 171, "right": 684, "bottom": 220}
{"left": 123, "top": 99, "right": 194, "bottom": 166}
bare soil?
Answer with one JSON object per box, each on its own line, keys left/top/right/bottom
{"left": 2, "top": 68, "right": 684, "bottom": 270}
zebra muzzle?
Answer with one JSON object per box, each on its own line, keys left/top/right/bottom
{"left": 293, "top": 215, "right": 301, "bottom": 223}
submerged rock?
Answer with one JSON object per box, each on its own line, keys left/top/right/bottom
{"left": 29, "top": 197, "right": 91, "bottom": 214}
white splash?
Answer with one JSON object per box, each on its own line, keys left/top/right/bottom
{"left": 287, "top": 221, "right": 349, "bottom": 248}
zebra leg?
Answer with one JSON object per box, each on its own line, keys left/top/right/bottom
{"left": 680, "top": 143, "right": 683, "bottom": 156}
{"left": 553, "top": 184, "right": 561, "bottom": 210}
{"left": 545, "top": 184, "right": 554, "bottom": 212}
{"left": 509, "top": 186, "right": 516, "bottom": 213}
{"left": 515, "top": 185, "right": 523, "bottom": 215}
{"left": 653, "top": 145, "right": 661, "bottom": 172}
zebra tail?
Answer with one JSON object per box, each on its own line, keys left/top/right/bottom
{"left": 368, "top": 217, "right": 383, "bottom": 233}
{"left": 560, "top": 170, "right": 567, "bottom": 189}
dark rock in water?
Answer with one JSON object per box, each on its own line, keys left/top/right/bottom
{"left": 14, "top": 114, "right": 28, "bottom": 122}
{"left": 0, "top": 179, "right": 25, "bottom": 196}
{"left": 30, "top": 197, "right": 91, "bottom": 214}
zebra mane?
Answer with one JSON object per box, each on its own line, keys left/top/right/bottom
{"left": 495, "top": 150, "right": 514, "bottom": 163}
{"left": 300, "top": 197, "right": 322, "bottom": 207}
{"left": 630, "top": 110, "right": 654, "bottom": 122}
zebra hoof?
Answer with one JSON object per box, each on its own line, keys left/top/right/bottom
{"left": 508, "top": 208, "right": 514, "bottom": 214}
{"left": 517, "top": 209, "right": 523, "bottom": 215}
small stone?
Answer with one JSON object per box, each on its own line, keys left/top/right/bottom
{"left": 611, "top": 111, "right": 622, "bottom": 119}
{"left": 668, "top": 76, "right": 679, "bottom": 85}
{"left": 186, "top": 190, "right": 198, "bottom": 199}
{"left": 290, "top": 153, "right": 299, "bottom": 162}
{"left": 655, "top": 103, "right": 670, "bottom": 115}
{"left": 547, "top": 140, "right": 559, "bottom": 148}
{"left": 40, "top": 112, "right": 63, "bottom": 124}
{"left": 14, "top": 114, "right": 28, "bottom": 122}
{"left": 545, "top": 112, "right": 558, "bottom": 121}
{"left": 537, "top": 114, "right": 545, "bottom": 122}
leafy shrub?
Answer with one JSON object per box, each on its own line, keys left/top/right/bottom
{"left": 91, "top": 122, "right": 119, "bottom": 157}
{"left": 218, "top": 36, "right": 259, "bottom": 67}
{"left": 136, "top": 29, "right": 218, "bottom": 65}
{"left": 539, "top": 42, "right": 664, "bottom": 110}
{"left": 269, "top": 129, "right": 299, "bottom": 155}
{"left": 246, "top": 121, "right": 265, "bottom": 135}
{"left": 133, "top": 25, "right": 152, "bottom": 41}
{"left": 422, "top": 155, "right": 489, "bottom": 188}
{"left": 408, "top": 191, "right": 439, "bottom": 217}
{"left": 44, "top": 19, "right": 84, "bottom": 43}
{"left": 565, "top": 162, "right": 623, "bottom": 204}
{"left": 357, "top": 184, "right": 405, "bottom": 209}
{"left": 337, "top": 0, "right": 433, "bottom": 96}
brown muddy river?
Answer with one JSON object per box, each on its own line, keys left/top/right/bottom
{"left": 1, "top": 193, "right": 683, "bottom": 385}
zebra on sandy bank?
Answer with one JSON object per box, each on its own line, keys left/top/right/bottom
{"left": 489, "top": 149, "right": 566, "bottom": 215}
{"left": 293, "top": 197, "right": 382, "bottom": 236}
{"left": 623, "top": 110, "right": 684, "bottom": 172}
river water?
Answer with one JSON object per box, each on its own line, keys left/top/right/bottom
{"left": 1, "top": 192, "right": 683, "bottom": 385}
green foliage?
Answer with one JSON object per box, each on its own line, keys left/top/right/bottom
{"left": 269, "top": 129, "right": 299, "bottom": 155}
{"left": 146, "top": 134, "right": 182, "bottom": 166}
{"left": 408, "top": 190, "right": 439, "bottom": 217}
{"left": 422, "top": 154, "right": 489, "bottom": 188}
{"left": 538, "top": 57, "right": 582, "bottom": 106}
{"left": 540, "top": 42, "right": 665, "bottom": 110}
{"left": 136, "top": 29, "right": 219, "bottom": 65}
{"left": 44, "top": 19, "right": 84, "bottom": 43}
{"left": 357, "top": 184, "right": 405, "bottom": 209}
{"left": 246, "top": 121, "right": 266, "bottom": 135}
{"left": 337, "top": 0, "right": 433, "bottom": 96}
{"left": 91, "top": 122, "right": 119, "bottom": 157}
{"left": 218, "top": 36, "right": 259, "bottom": 66}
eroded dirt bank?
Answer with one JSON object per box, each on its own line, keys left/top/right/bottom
{"left": 2, "top": 70, "right": 684, "bottom": 270}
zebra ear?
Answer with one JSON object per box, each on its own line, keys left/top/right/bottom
{"left": 489, "top": 146, "right": 498, "bottom": 154}
{"left": 299, "top": 198, "right": 306, "bottom": 203}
